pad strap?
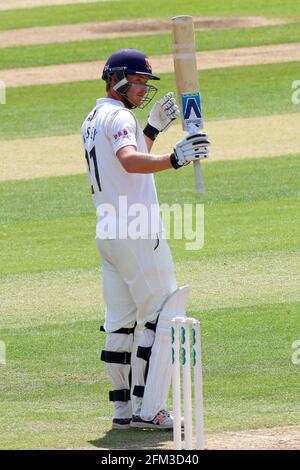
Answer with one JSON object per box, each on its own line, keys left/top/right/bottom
{"left": 101, "top": 350, "right": 131, "bottom": 364}
{"left": 109, "top": 389, "right": 131, "bottom": 402}
{"left": 136, "top": 346, "right": 152, "bottom": 361}
{"left": 132, "top": 385, "right": 144, "bottom": 397}
{"left": 100, "top": 324, "right": 136, "bottom": 335}
{"left": 145, "top": 320, "right": 158, "bottom": 332}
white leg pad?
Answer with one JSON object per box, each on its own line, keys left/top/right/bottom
{"left": 140, "top": 286, "right": 190, "bottom": 421}
{"left": 103, "top": 332, "right": 133, "bottom": 419}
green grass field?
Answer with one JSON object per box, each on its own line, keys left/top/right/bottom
{"left": 1, "top": 301, "right": 298, "bottom": 449}
{"left": 1, "top": 154, "right": 299, "bottom": 448}
{"left": 0, "top": 0, "right": 299, "bottom": 450}
{"left": 1, "top": 156, "right": 299, "bottom": 275}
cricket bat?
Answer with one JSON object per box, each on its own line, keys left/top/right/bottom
{"left": 171, "top": 15, "right": 206, "bottom": 194}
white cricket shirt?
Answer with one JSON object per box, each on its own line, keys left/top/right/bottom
{"left": 81, "top": 98, "right": 162, "bottom": 239}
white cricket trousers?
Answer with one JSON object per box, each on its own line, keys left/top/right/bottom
{"left": 96, "top": 235, "right": 177, "bottom": 332}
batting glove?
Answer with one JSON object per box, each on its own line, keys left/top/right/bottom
{"left": 144, "top": 92, "right": 179, "bottom": 141}
{"left": 170, "top": 133, "right": 210, "bottom": 169}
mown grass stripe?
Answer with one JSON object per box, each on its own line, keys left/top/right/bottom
{"left": 0, "top": 0, "right": 299, "bottom": 30}
{"left": 1, "top": 23, "right": 300, "bottom": 70}
{"left": 1, "top": 114, "right": 300, "bottom": 182}
{"left": 1, "top": 155, "right": 299, "bottom": 224}
{"left": 0, "top": 62, "right": 299, "bottom": 140}
{"left": 1, "top": 251, "right": 299, "bottom": 329}
{"left": 0, "top": 194, "right": 298, "bottom": 274}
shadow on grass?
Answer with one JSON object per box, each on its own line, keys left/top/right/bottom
{"left": 89, "top": 428, "right": 172, "bottom": 450}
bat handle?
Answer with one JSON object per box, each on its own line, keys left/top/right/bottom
{"left": 187, "top": 123, "right": 204, "bottom": 194}
{"left": 193, "top": 160, "right": 204, "bottom": 194}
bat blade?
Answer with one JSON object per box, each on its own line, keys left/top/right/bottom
{"left": 171, "top": 15, "right": 205, "bottom": 194}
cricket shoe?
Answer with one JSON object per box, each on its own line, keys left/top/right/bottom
{"left": 130, "top": 410, "right": 182, "bottom": 429}
{"left": 112, "top": 418, "right": 132, "bottom": 429}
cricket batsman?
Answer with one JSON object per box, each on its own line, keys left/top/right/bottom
{"left": 81, "top": 49, "right": 210, "bottom": 429}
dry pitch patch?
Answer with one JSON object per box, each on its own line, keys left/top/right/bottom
{"left": 0, "top": 16, "right": 290, "bottom": 48}
{"left": 1, "top": 113, "right": 299, "bottom": 181}
{"left": 2, "top": 43, "right": 300, "bottom": 88}
{"left": 0, "top": 0, "right": 110, "bottom": 10}
{"left": 72, "top": 425, "right": 300, "bottom": 450}
{"left": 2, "top": 250, "right": 299, "bottom": 329}
{"left": 163, "top": 425, "right": 300, "bottom": 450}
{"left": 167, "top": 425, "right": 299, "bottom": 450}
{"left": 206, "top": 425, "right": 300, "bottom": 450}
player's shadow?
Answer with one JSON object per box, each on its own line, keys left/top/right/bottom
{"left": 89, "top": 428, "right": 173, "bottom": 450}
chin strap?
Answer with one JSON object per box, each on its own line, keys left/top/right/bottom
{"left": 113, "top": 68, "right": 131, "bottom": 95}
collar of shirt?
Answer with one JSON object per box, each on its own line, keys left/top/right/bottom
{"left": 96, "top": 97, "right": 125, "bottom": 108}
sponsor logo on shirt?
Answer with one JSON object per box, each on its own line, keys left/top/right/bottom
{"left": 113, "top": 129, "right": 129, "bottom": 140}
